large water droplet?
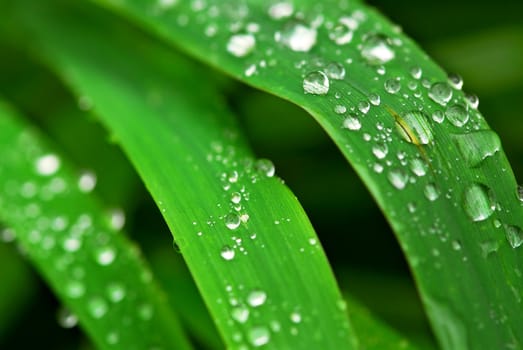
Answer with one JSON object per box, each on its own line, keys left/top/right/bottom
{"left": 278, "top": 21, "right": 317, "bottom": 52}
{"left": 361, "top": 33, "right": 395, "bottom": 65}
{"left": 463, "top": 184, "right": 494, "bottom": 222}
{"left": 225, "top": 213, "right": 241, "bottom": 230}
{"left": 424, "top": 183, "right": 440, "bottom": 201}
{"left": 303, "top": 71, "right": 329, "bottom": 95}
{"left": 372, "top": 143, "right": 388, "bottom": 159}
{"left": 35, "top": 154, "right": 60, "bottom": 176}
{"left": 445, "top": 104, "right": 469, "bottom": 127}
{"left": 247, "top": 289, "right": 267, "bottom": 307}
{"left": 384, "top": 78, "right": 401, "bottom": 94}
{"left": 504, "top": 225, "right": 523, "bottom": 249}
{"left": 342, "top": 115, "right": 361, "bottom": 131}
{"left": 329, "top": 20, "right": 354, "bottom": 45}
{"left": 395, "top": 110, "right": 433, "bottom": 145}
{"left": 220, "top": 245, "right": 235, "bottom": 260}
{"left": 428, "top": 82, "right": 453, "bottom": 106}
{"left": 388, "top": 169, "right": 408, "bottom": 190}
{"left": 268, "top": 2, "right": 293, "bottom": 19}
{"left": 227, "top": 34, "right": 256, "bottom": 57}
{"left": 255, "top": 159, "right": 275, "bottom": 177}
{"left": 248, "top": 326, "right": 270, "bottom": 347}
{"left": 447, "top": 73, "right": 463, "bottom": 90}
{"left": 409, "top": 158, "right": 427, "bottom": 177}
{"left": 452, "top": 130, "right": 500, "bottom": 167}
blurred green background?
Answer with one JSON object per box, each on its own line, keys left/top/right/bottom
{"left": 1, "top": 0, "right": 522, "bottom": 348}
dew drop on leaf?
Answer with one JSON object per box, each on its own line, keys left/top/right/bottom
{"left": 225, "top": 213, "right": 241, "bottom": 230}
{"left": 57, "top": 307, "right": 78, "bottom": 329}
{"left": 409, "top": 158, "right": 427, "bottom": 177}
{"left": 248, "top": 326, "right": 270, "bottom": 347}
{"left": 324, "top": 62, "right": 345, "bottom": 80}
{"left": 388, "top": 169, "right": 408, "bottom": 190}
{"left": 66, "top": 280, "right": 85, "bottom": 299}
{"left": 360, "top": 33, "right": 395, "bottom": 65}
{"left": 220, "top": 245, "right": 235, "bottom": 261}
{"left": 452, "top": 130, "right": 500, "bottom": 167}
{"left": 447, "top": 73, "right": 463, "bottom": 90}
{"left": 107, "top": 282, "right": 126, "bottom": 303}
{"left": 410, "top": 66, "right": 422, "bottom": 79}
{"left": 504, "top": 225, "right": 523, "bottom": 249}
{"left": 247, "top": 289, "right": 267, "bottom": 307}
{"left": 428, "top": 82, "right": 453, "bottom": 106}
{"left": 432, "top": 110, "right": 445, "bottom": 124}
{"left": 372, "top": 143, "right": 388, "bottom": 159}
{"left": 384, "top": 78, "right": 401, "bottom": 94}
{"left": 342, "top": 115, "right": 361, "bottom": 131}
{"left": 462, "top": 184, "right": 494, "bottom": 222}
{"left": 255, "top": 158, "right": 275, "bottom": 177}
{"left": 303, "top": 71, "right": 329, "bottom": 95}
{"left": 35, "top": 154, "right": 60, "bottom": 176}
{"left": 88, "top": 297, "right": 108, "bottom": 319}
{"left": 277, "top": 21, "right": 317, "bottom": 52}
{"left": 480, "top": 240, "right": 499, "bottom": 258}
{"left": 227, "top": 34, "right": 256, "bottom": 57}
{"left": 78, "top": 171, "right": 97, "bottom": 192}
{"left": 424, "top": 183, "right": 440, "bottom": 201}
{"left": 231, "top": 305, "right": 250, "bottom": 323}
{"left": 290, "top": 312, "right": 302, "bottom": 323}
{"left": 268, "top": 2, "right": 293, "bottom": 20}
{"left": 445, "top": 104, "right": 469, "bottom": 127}
{"left": 466, "top": 93, "right": 479, "bottom": 109}
{"left": 96, "top": 246, "right": 116, "bottom": 266}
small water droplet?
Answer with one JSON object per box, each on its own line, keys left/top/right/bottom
{"left": 445, "top": 104, "right": 469, "bottom": 127}
{"left": 465, "top": 93, "right": 479, "bottom": 109}
{"left": 409, "top": 158, "right": 427, "bottom": 177}
{"left": 268, "top": 2, "right": 293, "bottom": 20}
{"left": 220, "top": 245, "right": 235, "bottom": 260}
{"left": 504, "top": 225, "right": 523, "bottom": 249}
{"left": 57, "top": 307, "right": 78, "bottom": 328}
{"left": 324, "top": 62, "right": 345, "bottom": 80}
{"left": 480, "top": 240, "right": 499, "bottom": 258}
{"left": 447, "top": 73, "right": 463, "bottom": 90}
{"left": 63, "top": 237, "right": 81, "bottom": 252}
{"left": 451, "top": 240, "right": 462, "bottom": 251}
{"left": 232, "top": 305, "right": 250, "bottom": 323}
{"left": 372, "top": 143, "right": 388, "bottom": 159}
{"left": 395, "top": 110, "right": 432, "bottom": 145}
{"left": 452, "top": 130, "right": 500, "bottom": 167}
{"left": 66, "top": 281, "right": 85, "bottom": 299}
{"left": 96, "top": 247, "right": 116, "bottom": 266}
{"left": 109, "top": 209, "right": 125, "bottom": 230}
{"left": 248, "top": 326, "right": 270, "bottom": 347}
{"left": 361, "top": 33, "right": 395, "bottom": 65}
{"left": 247, "top": 289, "right": 267, "bottom": 307}
{"left": 107, "top": 283, "right": 126, "bottom": 303}
{"left": 303, "top": 71, "right": 329, "bottom": 95}
{"left": 517, "top": 185, "right": 523, "bottom": 202}
{"left": 78, "top": 171, "right": 97, "bottom": 192}
{"left": 432, "top": 110, "right": 445, "bottom": 124}
{"left": 358, "top": 101, "right": 370, "bottom": 114}
{"left": 329, "top": 20, "right": 354, "bottom": 45}
{"left": 88, "top": 297, "right": 108, "bottom": 319}
{"left": 231, "top": 192, "right": 242, "bottom": 204}
{"left": 334, "top": 105, "right": 346, "bottom": 114}
{"left": 388, "top": 169, "right": 408, "bottom": 190}
{"left": 225, "top": 213, "right": 241, "bottom": 230}
{"left": 463, "top": 184, "right": 494, "bottom": 222}
{"left": 290, "top": 312, "right": 302, "bottom": 323}
{"left": 227, "top": 34, "right": 255, "bottom": 57}
{"left": 384, "top": 78, "right": 401, "bottom": 94}
{"left": 428, "top": 82, "right": 453, "bottom": 106}
{"left": 35, "top": 154, "right": 60, "bottom": 176}
{"left": 424, "top": 183, "right": 440, "bottom": 201}
{"left": 255, "top": 159, "right": 275, "bottom": 177}
{"left": 369, "top": 93, "right": 381, "bottom": 106}
{"left": 410, "top": 66, "right": 422, "bottom": 79}
{"left": 278, "top": 21, "right": 317, "bottom": 52}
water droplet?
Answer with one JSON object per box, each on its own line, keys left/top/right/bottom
{"left": 247, "top": 289, "right": 267, "bottom": 307}
{"left": 78, "top": 171, "right": 97, "bottom": 192}
{"left": 409, "top": 158, "right": 427, "bottom": 177}
{"left": 424, "top": 183, "right": 440, "bottom": 201}
{"left": 278, "top": 21, "right": 317, "bottom": 52}
{"left": 88, "top": 297, "right": 108, "bottom": 319}
{"left": 96, "top": 246, "right": 116, "bottom": 266}
{"left": 428, "top": 82, "right": 453, "bottom": 106}
{"left": 66, "top": 281, "right": 85, "bottom": 299}
{"left": 35, "top": 154, "right": 60, "bottom": 176}
{"left": 480, "top": 240, "right": 499, "bottom": 258}
{"left": 329, "top": 20, "right": 354, "bottom": 45}
{"left": 248, "top": 326, "right": 270, "bottom": 347}
{"left": 255, "top": 159, "right": 275, "bottom": 177}
{"left": 410, "top": 66, "right": 422, "bottom": 79}
{"left": 220, "top": 245, "right": 235, "bottom": 260}
{"left": 57, "top": 307, "right": 78, "bottom": 328}
{"left": 361, "top": 33, "right": 395, "bottom": 64}
{"left": 0, "top": 228, "right": 15, "bottom": 243}
{"left": 447, "top": 73, "right": 463, "bottom": 90}
{"left": 303, "top": 71, "right": 329, "bottom": 95}
{"left": 395, "top": 111, "right": 433, "bottom": 145}
{"left": 109, "top": 209, "right": 125, "bottom": 230}
{"left": 231, "top": 192, "right": 242, "bottom": 204}
{"left": 340, "top": 114, "right": 361, "bottom": 131}
{"left": 517, "top": 185, "right": 523, "bottom": 202}
{"left": 445, "top": 104, "right": 469, "bottom": 127}
{"left": 384, "top": 78, "right": 401, "bottom": 94}
{"left": 63, "top": 237, "right": 81, "bottom": 252}
{"left": 465, "top": 93, "right": 479, "bottom": 109}
{"left": 324, "top": 62, "right": 345, "bottom": 80}
{"left": 334, "top": 105, "right": 347, "bottom": 114}
{"left": 225, "top": 213, "right": 241, "bottom": 230}
{"left": 463, "top": 184, "right": 494, "bottom": 222}
{"left": 227, "top": 34, "right": 256, "bottom": 57}
{"left": 358, "top": 101, "right": 370, "bottom": 114}
{"left": 372, "top": 143, "right": 388, "bottom": 159}
{"left": 432, "top": 110, "right": 445, "bottom": 123}
{"left": 290, "top": 312, "right": 302, "bottom": 323}
{"left": 388, "top": 169, "right": 408, "bottom": 190}
{"left": 268, "top": 2, "right": 293, "bottom": 20}
{"left": 451, "top": 240, "right": 462, "bottom": 251}
{"left": 107, "top": 283, "right": 126, "bottom": 303}
{"left": 231, "top": 305, "right": 250, "bottom": 323}
{"left": 369, "top": 93, "right": 381, "bottom": 106}
{"left": 452, "top": 130, "right": 500, "bottom": 167}
{"left": 504, "top": 225, "right": 523, "bottom": 249}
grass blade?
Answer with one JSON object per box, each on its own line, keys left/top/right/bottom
{"left": 9, "top": 2, "right": 358, "bottom": 349}
{"left": 0, "top": 100, "right": 192, "bottom": 350}
{"left": 83, "top": 0, "right": 523, "bottom": 348}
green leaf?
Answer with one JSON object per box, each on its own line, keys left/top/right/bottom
{"left": 0, "top": 100, "right": 192, "bottom": 350}
{"left": 83, "top": 0, "right": 523, "bottom": 348}
{"left": 8, "top": 2, "right": 358, "bottom": 349}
